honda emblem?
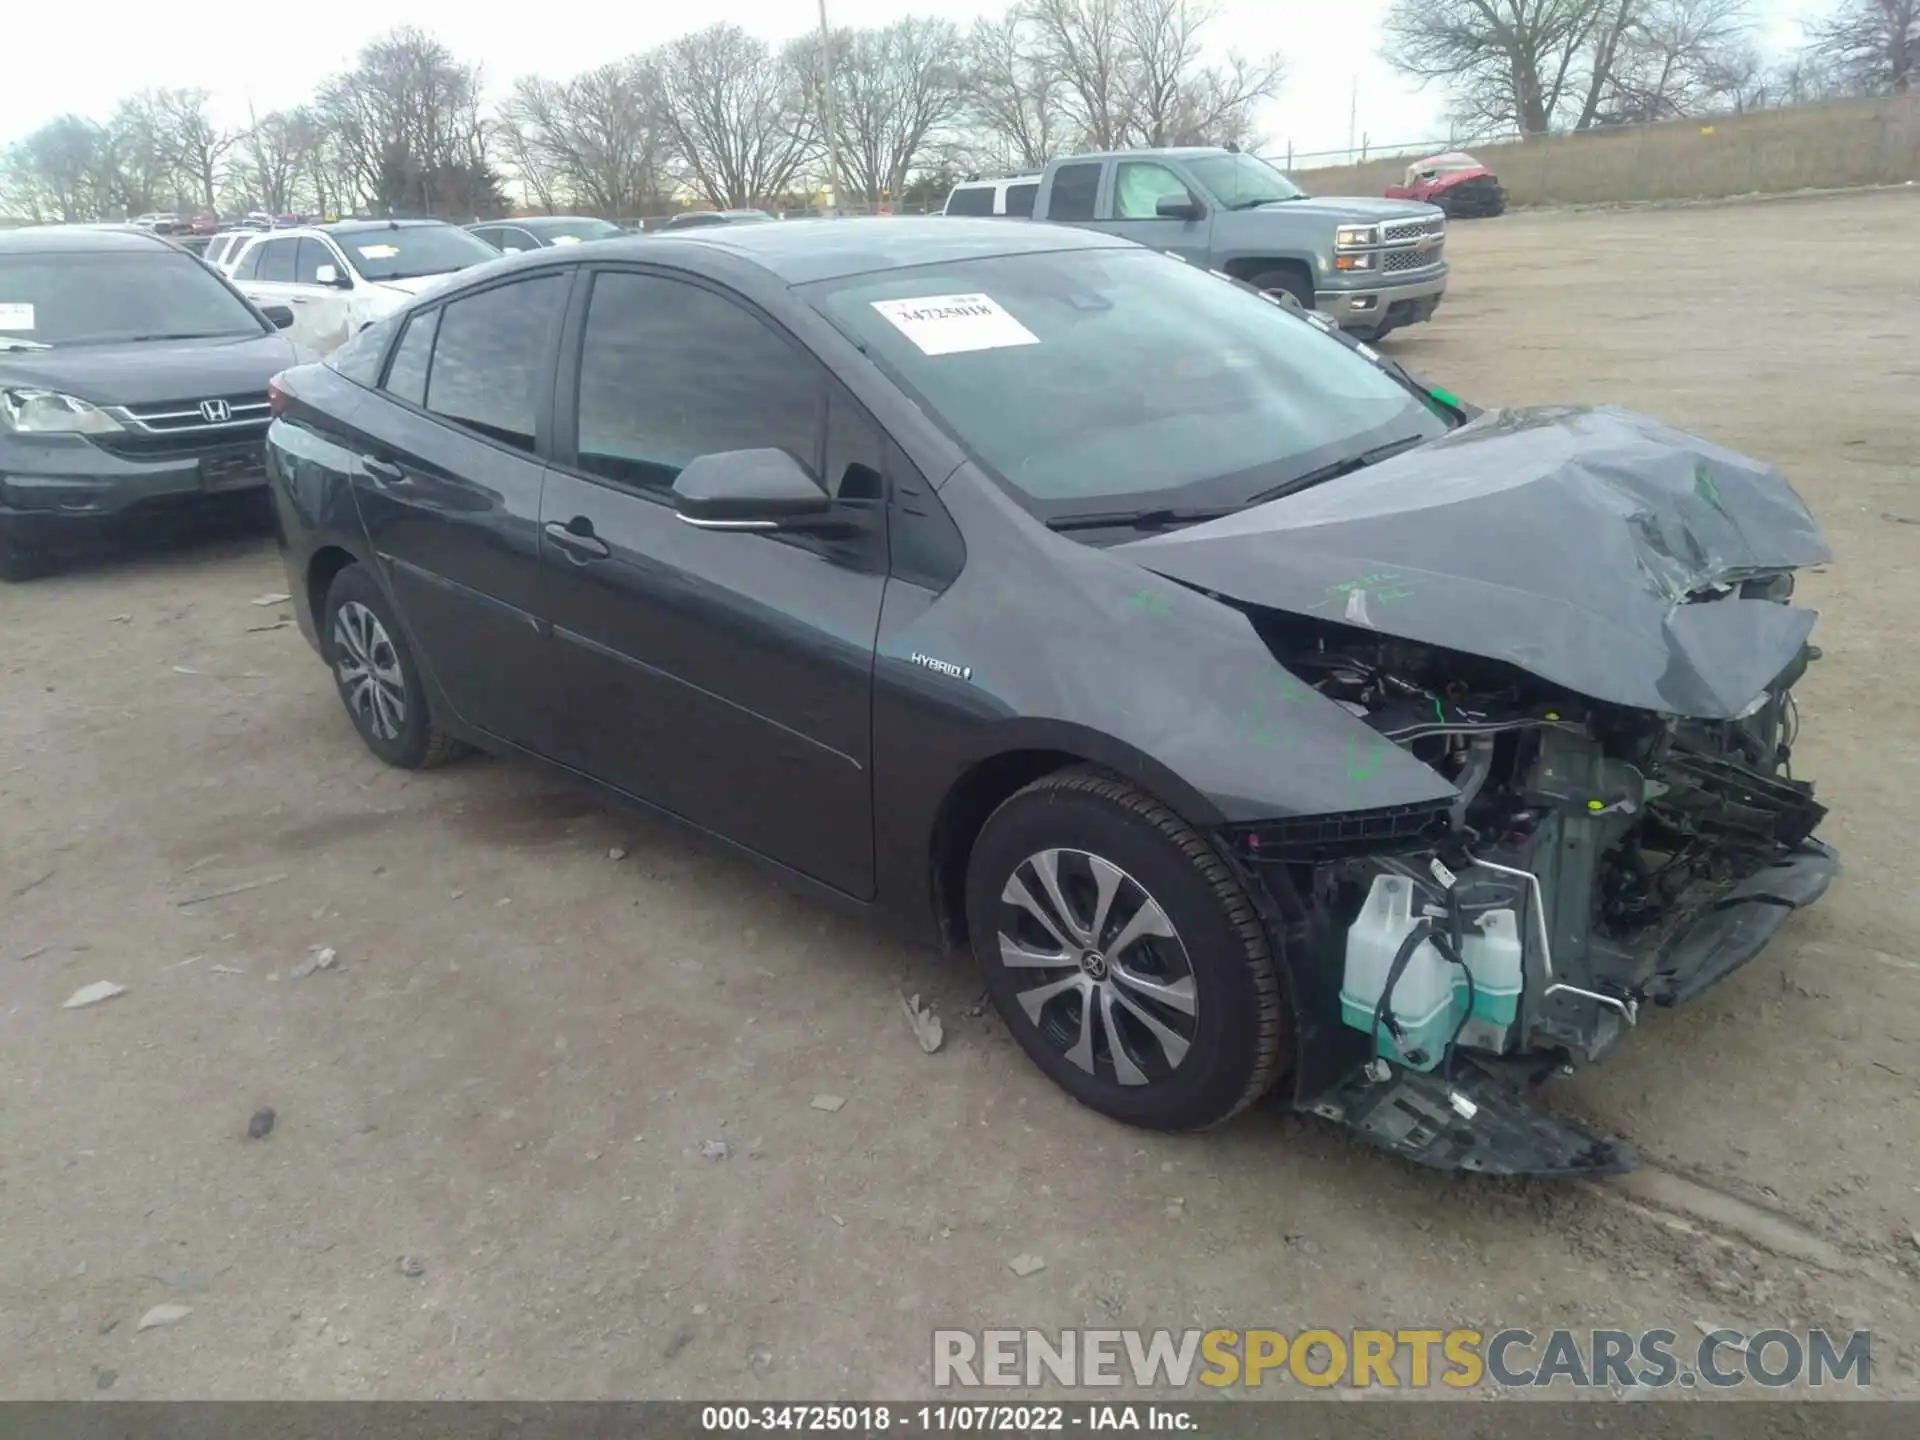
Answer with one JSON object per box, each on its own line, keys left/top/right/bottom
{"left": 199, "top": 398, "right": 232, "bottom": 423}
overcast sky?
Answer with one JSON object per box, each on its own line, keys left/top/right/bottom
{"left": 1, "top": 0, "right": 1834, "bottom": 160}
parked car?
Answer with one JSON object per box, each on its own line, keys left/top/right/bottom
{"left": 228, "top": 219, "right": 501, "bottom": 355}
{"left": 261, "top": 219, "right": 1836, "bottom": 1176}
{"left": 1386, "top": 151, "right": 1508, "bottom": 218}
{"left": 130, "top": 212, "right": 184, "bottom": 235}
{"left": 0, "top": 225, "right": 307, "bottom": 578}
{"left": 659, "top": 209, "right": 775, "bottom": 230}
{"left": 949, "top": 146, "right": 1448, "bottom": 340}
{"left": 467, "top": 216, "right": 624, "bottom": 251}
{"left": 942, "top": 175, "right": 1043, "bottom": 218}
{"left": 201, "top": 230, "right": 258, "bottom": 273}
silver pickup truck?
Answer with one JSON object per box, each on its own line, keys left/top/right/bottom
{"left": 945, "top": 147, "right": 1449, "bottom": 340}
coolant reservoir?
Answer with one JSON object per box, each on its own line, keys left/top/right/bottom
{"left": 1340, "top": 874, "right": 1459, "bottom": 1072}
{"left": 1456, "top": 908, "right": 1524, "bottom": 1053}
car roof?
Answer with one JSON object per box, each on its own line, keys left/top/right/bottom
{"left": 0, "top": 225, "right": 181, "bottom": 255}
{"left": 321, "top": 219, "right": 460, "bottom": 235}
{"left": 1066, "top": 146, "right": 1232, "bottom": 163}
{"left": 537, "top": 216, "right": 1132, "bottom": 285}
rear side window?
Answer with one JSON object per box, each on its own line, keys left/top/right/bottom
{"left": 945, "top": 185, "right": 994, "bottom": 217}
{"left": 1048, "top": 163, "right": 1102, "bottom": 222}
{"left": 326, "top": 312, "right": 398, "bottom": 387}
{"left": 232, "top": 241, "right": 264, "bottom": 280}
{"left": 1005, "top": 182, "right": 1038, "bottom": 218}
{"left": 382, "top": 309, "right": 440, "bottom": 407}
{"left": 423, "top": 274, "right": 565, "bottom": 453}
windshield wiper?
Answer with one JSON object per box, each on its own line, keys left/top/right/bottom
{"left": 1045, "top": 505, "right": 1239, "bottom": 534}
{"left": 121, "top": 331, "right": 250, "bottom": 342}
{"left": 0, "top": 337, "right": 51, "bottom": 352}
{"left": 1242, "top": 434, "right": 1432, "bottom": 506}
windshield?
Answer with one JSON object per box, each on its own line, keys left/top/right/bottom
{"left": 1186, "top": 152, "right": 1308, "bottom": 208}
{"left": 0, "top": 250, "right": 264, "bottom": 348}
{"left": 806, "top": 248, "right": 1442, "bottom": 524}
{"left": 530, "top": 218, "right": 623, "bottom": 244}
{"left": 338, "top": 225, "right": 500, "bottom": 282}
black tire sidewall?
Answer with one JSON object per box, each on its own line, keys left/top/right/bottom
{"left": 966, "top": 783, "right": 1276, "bottom": 1130}
{"left": 1252, "top": 267, "right": 1312, "bottom": 309}
{"left": 321, "top": 564, "right": 437, "bottom": 768}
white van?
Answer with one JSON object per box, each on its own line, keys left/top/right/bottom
{"left": 942, "top": 175, "right": 1043, "bottom": 218}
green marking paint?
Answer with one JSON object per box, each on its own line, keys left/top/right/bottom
{"left": 1126, "top": 589, "right": 1177, "bottom": 618}
{"left": 1693, "top": 465, "right": 1727, "bottom": 515}
{"left": 1428, "top": 386, "right": 1463, "bottom": 409}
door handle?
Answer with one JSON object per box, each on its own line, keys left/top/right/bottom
{"left": 361, "top": 456, "right": 407, "bottom": 487}
{"left": 544, "top": 518, "right": 610, "bottom": 561}
{"left": 289, "top": 295, "right": 311, "bottom": 304}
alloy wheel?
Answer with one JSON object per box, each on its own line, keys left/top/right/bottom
{"left": 332, "top": 600, "right": 408, "bottom": 742}
{"left": 994, "top": 848, "right": 1199, "bottom": 1086}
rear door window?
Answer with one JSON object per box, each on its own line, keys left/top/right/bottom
{"left": 421, "top": 274, "right": 566, "bottom": 453}
{"left": 231, "top": 240, "right": 264, "bottom": 280}
{"left": 1047, "top": 163, "right": 1102, "bottom": 222}
{"left": 1005, "top": 182, "right": 1038, "bottom": 218}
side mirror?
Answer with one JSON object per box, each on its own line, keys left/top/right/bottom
{"left": 672, "top": 448, "right": 833, "bottom": 532}
{"left": 261, "top": 303, "right": 296, "bottom": 330}
{"left": 314, "top": 264, "right": 351, "bottom": 289}
{"left": 1155, "top": 194, "right": 1205, "bottom": 220}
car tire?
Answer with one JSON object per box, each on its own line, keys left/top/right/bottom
{"left": 0, "top": 533, "right": 49, "bottom": 583}
{"left": 1250, "top": 265, "right": 1313, "bottom": 310}
{"left": 321, "top": 563, "right": 467, "bottom": 770}
{"left": 964, "top": 767, "right": 1290, "bottom": 1131}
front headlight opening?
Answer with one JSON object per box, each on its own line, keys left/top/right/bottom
{"left": 0, "top": 389, "right": 125, "bottom": 436}
{"left": 1335, "top": 224, "right": 1380, "bottom": 249}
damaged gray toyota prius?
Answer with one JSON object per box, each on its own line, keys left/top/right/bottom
{"left": 267, "top": 221, "right": 1834, "bottom": 1178}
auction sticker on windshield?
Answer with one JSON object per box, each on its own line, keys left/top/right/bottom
{"left": 357, "top": 244, "right": 400, "bottom": 260}
{"left": 870, "top": 294, "right": 1039, "bottom": 356}
{"left": 0, "top": 303, "right": 34, "bottom": 330}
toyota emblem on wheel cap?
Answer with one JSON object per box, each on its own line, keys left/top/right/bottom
{"left": 199, "top": 399, "right": 231, "bottom": 423}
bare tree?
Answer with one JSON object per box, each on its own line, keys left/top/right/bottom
{"left": 1806, "top": 0, "right": 1917, "bottom": 94}
{"left": 1029, "top": 0, "right": 1136, "bottom": 147}
{"left": 315, "top": 27, "right": 503, "bottom": 216}
{"left": 236, "top": 106, "right": 319, "bottom": 214}
{"left": 2, "top": 117, "right": 108, "bottom": 221}
{"left": 499, "top": 60, "right": 671, "bottom": 215}
{"left": 1121, "top": 0, "right": 1283, "bottom": 146}
{"left": 652, "top": 24, "right": 817, "bottom": 209}
{"left": 1596, "top": 0, "right": 1758, "bottom": 120}
{"left": 965, "top": 9, "right": 1070, "bottom": 171}
{"left": 1383, "top": 0, "right": 1616, "bottom": 135}
{"left": 151, "top": 89, "right": 239, "bottom": 210}
{"left": 792, "top": 18, "right": 970, "bottom": 208}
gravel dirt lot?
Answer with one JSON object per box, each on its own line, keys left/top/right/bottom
{"left": 3, "top": 190, "right": 1918, "bottom": 1401}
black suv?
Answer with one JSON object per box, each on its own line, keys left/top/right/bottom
{"left": 0, "top": 225, "right": 310, "bottom": 578}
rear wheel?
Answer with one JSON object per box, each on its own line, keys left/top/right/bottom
{"left": 321, "top": 563, "right": 467, "bottom": 770}
{"left": 964, "top": 768, "right": 1290, "bottom": 1130}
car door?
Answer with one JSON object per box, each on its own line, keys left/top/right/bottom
{"left": 288, "top": 237, "right": 356, "bottom": 351}
{"left": 348, "top": 269, "right": 571, "bottom": 747}
{"left": 539, "top": 266, "right": 887, "bottom": 898}
{"left": 1090, "top": 159, "right": 1214, "bottom": 264}
{"left": 236, "top": 234, "right": 300, "bottom": 319}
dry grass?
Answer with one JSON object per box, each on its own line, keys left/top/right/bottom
{"left": 1297, "top": 94, "right": 1920, "bottom": 206}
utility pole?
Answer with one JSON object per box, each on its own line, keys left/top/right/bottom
{"left": 817, "top": 0, "right": 844, "bottom": 215}
{"left": 1348, "top": 75, "right": 1358, "bottom": 163}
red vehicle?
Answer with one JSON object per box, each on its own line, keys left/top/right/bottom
{"left": 1385, "top": 151, "right": 1507, "bottom": 218}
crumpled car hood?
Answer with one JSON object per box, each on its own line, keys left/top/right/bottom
{"left": 1119, "top": 406, "right": 1832, "bottom": 719}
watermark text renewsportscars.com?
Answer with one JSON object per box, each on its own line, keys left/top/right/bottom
{"left": 932, "top": 1327, "right": 1872, "bottom": 1391}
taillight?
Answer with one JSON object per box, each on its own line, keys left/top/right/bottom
{"left": 267, "top": 376, "right": 290, "bottom": 416}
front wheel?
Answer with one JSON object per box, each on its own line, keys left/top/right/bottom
{"left": 964, "top": 768, "right": 1290, "bottom": 1130}
{"left": 1249, "top": 266, "right": 1312, "bottom": 310}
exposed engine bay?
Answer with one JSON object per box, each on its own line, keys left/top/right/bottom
{"left": 1227, "top": 582, "right": 1837, "bottom": 1176}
